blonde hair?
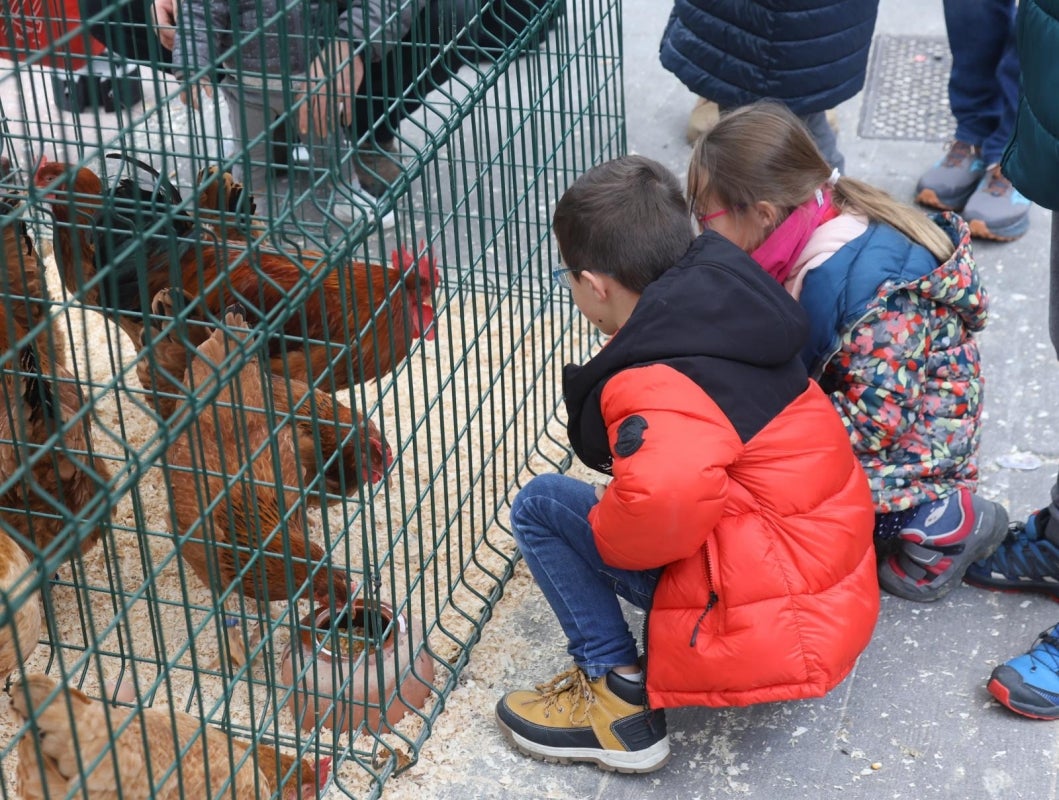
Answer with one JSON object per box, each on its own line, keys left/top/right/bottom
{"left": 687, "top": 102, "right": 954, "bottom": 262}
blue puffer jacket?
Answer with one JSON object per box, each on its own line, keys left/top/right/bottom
{"left": 1000, "top": 0, "right": 1059, "bottom": 211}
{"left": 659, "top": 0, "right": 879, "bottom": 115}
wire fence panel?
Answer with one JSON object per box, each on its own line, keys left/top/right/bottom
{"left": 0, "top": 0, "right": 622, "bottom": 797}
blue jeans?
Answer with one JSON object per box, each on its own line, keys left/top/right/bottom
{"left": 944, "top": 0, "right": 1020, "bottom": 164}
{"left": 509, "top": 474, "right": 662, "bottom": 679}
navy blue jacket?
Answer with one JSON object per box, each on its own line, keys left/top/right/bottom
{"left": 799, "top": 222, "right": 939, "bottom": 377}
{"left": 659, "top": 0, "right": 879, "bottom": 115}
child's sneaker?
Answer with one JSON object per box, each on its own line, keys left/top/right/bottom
{"left": 915, "top": 140, "right": 985, "bottom": 211}
{"left": 495, "top": 666, "right": 670, "bottom": 774}
{"left": 964, "top": 509, "right": 1059, "bottom": 598}
{"left": 988, "top": 624, "right": 1059, "bottom": 719}
{"left": 961, "top": 164, "right": 1032, "bottom": 241}
{"left": 877, "top": 488, "right": 1009, "bottom": 601}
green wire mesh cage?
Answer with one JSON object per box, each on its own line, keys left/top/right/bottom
{"left": 0, "top": 0, "right": 624, "bottom": 797}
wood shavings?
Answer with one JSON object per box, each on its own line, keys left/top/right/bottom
{"left": 0, "top": 240, "right": 594, "bottom": 800}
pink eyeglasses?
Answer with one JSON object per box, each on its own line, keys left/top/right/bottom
{"left": 696, "top": 208, "right": 729, "bottom": 228}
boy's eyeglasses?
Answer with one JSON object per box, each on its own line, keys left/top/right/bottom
{"left": 552, "top": 267, "right": 575, "bottom": 289}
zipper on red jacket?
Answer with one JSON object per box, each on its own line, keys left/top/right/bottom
{"left": 689, "top": 545, "right": 719, "bottom": 647}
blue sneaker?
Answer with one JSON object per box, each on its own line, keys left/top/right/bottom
{"left": 964, "top": 510, "right": 1059, "bottom": 598}
{"left": 988, "top": 625, "right": 1059, "bottom": 719}
{"left": 877, "top": 488, "right": 1009, "bottom": 601}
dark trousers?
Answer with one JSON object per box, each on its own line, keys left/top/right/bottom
{"left": 79, "top": 0, "right": 173, "bottom": 69}
{"left": 350, "top": 1, "right": 476, "bottom": 148}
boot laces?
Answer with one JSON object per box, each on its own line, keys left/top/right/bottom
{"left": 983, "top": 165, "right": 1013, "bottom": 197}
{"left": 989, "top": 521, "right": 1057, "bottom": 578}
{"left": 531, "top": 666, "right": 595, "bottom": 723}
{"left": 943, "top": 140, "right": 977, "bottom": 167}
{"left": 1028, "top": 629, "right": 1059, "bottom": 673}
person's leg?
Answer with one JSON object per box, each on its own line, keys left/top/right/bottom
{"left": 936, "top": 0, "right": 1027, "bottom": 238}
{"left": 373, "top": 1, "right": 483, "bottom": 142}
{"left": 979, "top": 19, "right": 1019, "bottom": 165}
{"left": 348, "top": 3, "right": 469, "bottom": 194}
{"left": 79, "top": 0, "right": 173, "bottom": 68}
{"left": 222, "top": 87, "right": 282, "bottom": 217}
{"left": 220, "top": 88, "right": 341, "bottom": 240}
{"left": 973, "top": 217, "right": 1059, "bottom": 722}
{"left": 1045, "top": 212, "right": 1059, "bottom": 529}
{"left": 800, "top": 111, "right": 844, "bottom": 174}
{"left": 1050, "top": 211, "right": 1059, "bottom": 358}
{"left": 917, "top": 0, "right": 1015, "bottom": 212}
{"left": 943, "top": 0, "right": 1017, "bottom": 154}
{"left": 508, "top": 473, "right": 659, "bottom": 675}
{"left": 496, "top": 472, "right": 670, "bottom": 774}
{"left": 966, "top": 221, "right": 1059, "bottom": 589}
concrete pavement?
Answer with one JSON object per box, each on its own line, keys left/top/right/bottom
{"left": 400, "top": 0, "right": 1059, "bottom": 797}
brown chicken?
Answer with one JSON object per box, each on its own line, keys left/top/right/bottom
{"left": 0, "top": 198, "right": 111, "bottom": 562}
{"left": 140, "top": 287, "right": 391, "bottom": 491}
{"left": 166, "top": 306, "right": 352, "bottom": 644}
{"left": 10, "top": 672, "right": 328, "bottom": 800}
{"left": 34, "top": 159, "right": 440, "bottom": 409}
{"left": 0, "top": 529, "right": 41, "bottom": 679}
{"left": 0, "top": 194, "right": 66, "bottom": 365}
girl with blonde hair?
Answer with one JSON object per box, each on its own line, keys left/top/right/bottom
{"left": 687, "top": 101, "right": 1009, "bottom": 602}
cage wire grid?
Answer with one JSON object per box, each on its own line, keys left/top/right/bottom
{"left": 0, "top": 0, "right": 622, "bottom": 798}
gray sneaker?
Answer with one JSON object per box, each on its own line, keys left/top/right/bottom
{"left": 962, "top": 165, "right": 1032, "bottom": 241}
{"left": 915, "top": 140, "right": 985, "bottom": 211}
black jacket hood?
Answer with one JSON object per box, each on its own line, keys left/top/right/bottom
{"left": 564, "top": 231, "right": 811, "bottom": 472}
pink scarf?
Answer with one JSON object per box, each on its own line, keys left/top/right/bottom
{"left": 751, "top": 189, "right": 836, "bottom": 284}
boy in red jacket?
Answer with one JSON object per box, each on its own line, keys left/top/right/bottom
{"left": 495, "top": 155, "right": 879, "bottom": 773}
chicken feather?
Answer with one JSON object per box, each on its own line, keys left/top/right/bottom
{"left": 10, "top": 673, "right": 327, "bottom": 800}
{"left": 0, "top": 528, "right": 41, "bottom": 679}
{"left": 144, "top": 287, "right": 392, "bottom": 496}
{"left": 0, "top": 197, "right": 110, "bottom": 562}
{"left": 166, "top": 306, "right": 351, "bottom": 611}
{"left": 34, "top": 160, "right": 441, "bottom": 409}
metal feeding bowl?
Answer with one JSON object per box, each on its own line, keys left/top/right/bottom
{"left": 279, "top": 598, "right": 434, "bottom": 735}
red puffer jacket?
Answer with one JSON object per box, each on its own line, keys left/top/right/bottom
{"left": 564, "top": 231, "right": 879, "bottom": 709}
{"left": 593, "top": 367, "right": 878, "bottom": 708}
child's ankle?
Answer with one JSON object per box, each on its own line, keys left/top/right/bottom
{"left": 611, "top": 666, "right": 643, "bottom": 683}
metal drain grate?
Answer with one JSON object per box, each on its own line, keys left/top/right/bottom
{"left": 858, "top": 34, "right": 957, "bottom": 141}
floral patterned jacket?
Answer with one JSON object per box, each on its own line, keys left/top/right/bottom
{"left": 798, "top": 213, "right": 985, "bottom": 513}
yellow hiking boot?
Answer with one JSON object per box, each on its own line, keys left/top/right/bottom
{"left": 495, "top": 666, "right": 670, "bottom": 773}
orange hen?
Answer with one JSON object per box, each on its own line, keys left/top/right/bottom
{"left": 166, "top": 306, "right": 352, "bottom": 624}
{"left": 0, "top": 197, "right": 110, "bottom": 562}
{"left": 10, "top": 673, "right": 328, "bottom": 800}
{"left": 0, "top": 529, "right": 40, "bottom": 680}
{"left": 33, "top": 160, "right": 440, "bottom": 405}
{"left": 142, "top": 287, "right": 392, "bottom": 492}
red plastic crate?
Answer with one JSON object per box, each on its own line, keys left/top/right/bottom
{"left": 0, "top": 0, "right": 105, "bottom": 70}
